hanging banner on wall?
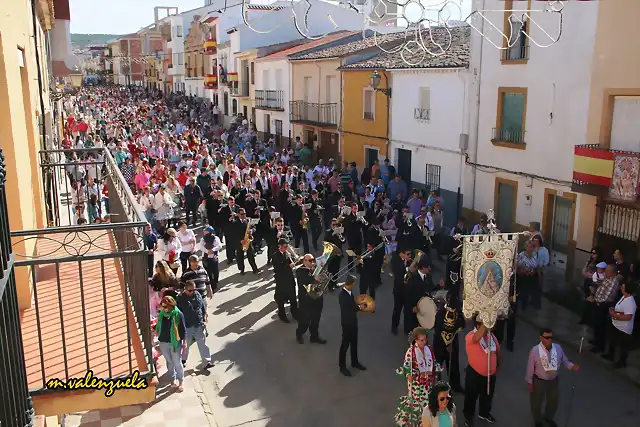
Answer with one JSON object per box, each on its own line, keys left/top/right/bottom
{"left": 460, "top": 210, "right": 522, "bottom": 329}
{"left": 609, "top": 154, "right": 640, "bottom": 202}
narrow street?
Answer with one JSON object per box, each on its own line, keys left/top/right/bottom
{"left": 190, "top": 247, "right": 640, "bottom": 427}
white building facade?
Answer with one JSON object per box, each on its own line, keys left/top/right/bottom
{"left": 464, "top": 0, "right": 600, "bottom": 271}
{"left": 253, "top": 57, "right": 292, "bottom": 146}
{"left": 390, "top": 69, "right": 471, "bottom": 227}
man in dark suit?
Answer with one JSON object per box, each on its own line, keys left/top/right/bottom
{"left": 289, "top": 195, "right": 310, "bottom": 254}
{"left": 296, "top": 254, "right": 326, "bottom": 344}
{"left": 272, "top": 238, "right": 298, "bottom": 323}
{"left": 404, "top": 259, "right": 436, "bottom": 334}
{"left": 433, "top": 291, "right": 465, "bottom": 393}
{"left": 232, "top": 209, "right": 259, "bottom": 275}
{"left": 245, "top": 190, "right": 268, "bottom": 252}
{"left": 307, "top": 190, "right": 323, "bottom": 251}
{"left": 338, "top": 275, "right": 368, "bottom": 377}
{"left": 391, "top": 247, "right": 412, "bottom": 335}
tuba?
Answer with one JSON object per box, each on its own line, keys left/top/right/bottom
{"left": 404, "top": 250, "right": 424, "bottom": 283}
{"left": 305, "top": 242, "right": 340, "bottom": 298}
{"left": 241, "top": 220, "right": 253, "bottom": 252}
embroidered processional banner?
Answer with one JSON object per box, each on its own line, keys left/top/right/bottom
{"left": 461, "top": 231, "right": 520, "bottom": 329}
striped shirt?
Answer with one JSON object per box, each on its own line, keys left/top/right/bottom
{"left": 181, "top": 266, "right": 210, "bottom": 298}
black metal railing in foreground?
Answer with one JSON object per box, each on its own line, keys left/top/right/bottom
{"left": 0, "top": 148, "right": 35, "bottom": 427}
{"left": 289, "top": 101, "right": 338, "bottom": 126}
{"left": 12, "top": 148, "right": 153, "bottom": 394}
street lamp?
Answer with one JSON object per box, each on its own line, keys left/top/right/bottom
{"left": 369, "top": 70, "right": 391, "bottom": 97}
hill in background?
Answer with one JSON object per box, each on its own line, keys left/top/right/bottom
{"left": 71, "top": 34, "right": 121, "bottom": 48}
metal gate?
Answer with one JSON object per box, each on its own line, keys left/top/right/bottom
{"left": 0, "top": 150, "right": 34, "bottom": 427}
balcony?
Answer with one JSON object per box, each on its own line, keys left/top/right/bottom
{"left": 203, "top": 38, "right": 217, "bottom": 55}
{"left": 572, "top": 144, "right": 640, "bottom": 199}
{"left": 414, "top": 108, "right": 430, "bottom": 121}
{"left": 290, "top": 101, "right": 338, "bottom": 127}
{"left": 502, "top": 44, "right": 529, "bottom": 62}
{"left": 12, "top": 148, "right": 155, "bottom": 416}
{"left": 255, "top": 90, "right": 284, "bottom": 111}
{"left": 491, "top": 127, "right": 526, "bottom": 147}
{"left": 230, "top": 80, "right": 249, "bottom": 97}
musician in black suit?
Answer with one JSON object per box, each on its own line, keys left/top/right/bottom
{"left": 338, "top": 275, "right": 368, "bottom": 377}
{"left": 295, "top": 254, "right": 326, "bottom": 344}
{"left": 245, "top": 190, "right": 268, "bottom": 252}
{"left": 219, "top": 197, "right": 238, "bottom": 264}
{"left": 324, "top": 218, "right": 344, "bottom": 291}
{"left": 404, "top": 259, "right": 435, "bottom": 334}
{"left": 205, "top": 188, "right": 221, "bottom": 231}
{"left": 232, "top": 209, "right": 259, "bottom": 275}
{"left": 256, "top": 171, "right": 272, "bottom": 200}
{"left": 391, "top": 248, "right": 413, "bottom": 335}
{"left": 272, "top": 238, "right": 298, "bottom": 323}
{"left": 289, "top": 195, "right": 310, "bottom": 254}
{"left": 433, "top": 291, "right": 465, "bottom": 393}
{"left": 343, "top": 203, "right": 363, "bottom": 267}
{"left": 307, "top": 190, "right": 323, "bottom": 251}
{"left": 358, "top": 242, "right": 378, "bottom": 300}
{"left": 266, "top": 215, "right": 285, "bottom": 265}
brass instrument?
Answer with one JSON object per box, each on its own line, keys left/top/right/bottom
{"left": 285, "top": 244, "right": 301, "bottom": 265}
{"left": 405, "top": 213, "right": 414, "bottom": 227}
{"left": 301, "top": 204, "right": 309, "bottom": 230}
{"left": 404, "top": 250, "right": 424, "bottom": 283}
{"left": 356, "top": 211, "right": 368, "bottom": 226}
{"left": 241, "top": 220, "right": 253, "bottom": 252}
{"left": 305, "top": 242, "right": 340, "bottom": 298}
{"left": 332, "top": 226, "right": 346, "bottom": 243}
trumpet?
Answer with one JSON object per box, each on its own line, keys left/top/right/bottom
{"left": 356, "top": 211, "right": 368, "bottom": 226}
{"left": 404, "top": 213, "right": 414, "bottom": 227}
{"left": 332, "top": 226, "right": 346, "bottom": 243}
{"left": 302, "top": 205, "right": 309, "bottom": 230}
{"left": 404, "top": 250, "right": 424, "bottom": 283}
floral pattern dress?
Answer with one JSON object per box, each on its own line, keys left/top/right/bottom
{"left": 394, "top": 344, "right": 435, "bottom": 427}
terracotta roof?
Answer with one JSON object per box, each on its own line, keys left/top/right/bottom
{"left": 289, "top": 30, "right": 408, "bottom": 61}
{"left": 339, "top": 26, "right": 471, "bottom": 70}
{"left": 257, "top": 31, "right": 358, "bottom": 60}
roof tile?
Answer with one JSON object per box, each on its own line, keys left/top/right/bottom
{"left": 257, "top": 31, "right": 357, "bottom": 60}
{"left": 289, "top": 30, "right": 409, "bottom": 60}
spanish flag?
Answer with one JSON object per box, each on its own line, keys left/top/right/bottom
{"left": 573, "top": 146, "right": 614, "bottom": 187}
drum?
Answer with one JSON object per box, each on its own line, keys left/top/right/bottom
{"left": 416, "top": 296, "right": 437, "bottom": 329}
{"left": 356, "top": 294, "right": 376, "bottom": 313}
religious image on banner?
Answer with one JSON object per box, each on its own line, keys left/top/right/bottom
{"left": 609, "top": 155, "right": 640, "bottom": 202}
{"left": 460, "top": 210, "right": 520, "bottom": 329}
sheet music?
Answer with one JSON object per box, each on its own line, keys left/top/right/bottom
{"left": 270, "top": 212, "right": 281, "bottom": 219}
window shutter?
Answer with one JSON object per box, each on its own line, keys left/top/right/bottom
{"left": 420, "top": 87, "right": 431, "bottom": 110}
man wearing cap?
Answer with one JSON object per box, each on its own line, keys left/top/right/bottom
{"left": 296, "top": 254, "right": 326, "bottom": 344}
{"left": 587, "top": 263, "right": 620, "bottom": 353}
{"left": 338, "top": 274, "right": 368, "bottom": 377}
{"left": 273, "top": 238, "right": 298, "bottom": 322}
{"left": 404, "top": 259, "right": 436, "bottom": 334}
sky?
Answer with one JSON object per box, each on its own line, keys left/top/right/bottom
{"left": 69, "top": 0, "right": 473, "bottom": 35}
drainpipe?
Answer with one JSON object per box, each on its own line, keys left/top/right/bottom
{"left": 383, "top": 70, "right": 390, "bottom": 160}
{"left": 470, "top": 0, "right": 486, "bottom": 212}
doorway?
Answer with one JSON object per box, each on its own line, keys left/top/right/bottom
{"left": 494, "top": 178, "right": 518, "bottom": 232}
{"left": 365, "top": 147, "right": 379, "bottom": 169}
{"left": 319, "top": 131, "right": 338, "bottom": 162}
{"left": 252, "top": 107, "right": 256, "bottom": 127}
{"left": 396, "top": 148, "right": 412, "bottom": 187}
{"left": 275, "top": 119, "right": 283, "bottom": 146}
{"left": 305, "top": 128, "right": 315, "bottom": 148}
{"left": 243, "top": 105, "right": 248, "bottom": 121}
{"left": 542, "top": 190, "right": 575, "bottom": 270}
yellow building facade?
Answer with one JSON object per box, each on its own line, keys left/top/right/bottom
{"left": 0, "top": 0, "right": 54, "bottom": 309}
{"left": 233, "top": 50, "right": 258, "bottom": 123}
{"left": 340, "top": 69, "right": 390, "bottom": 168}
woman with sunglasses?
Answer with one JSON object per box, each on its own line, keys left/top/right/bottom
{"left": 395, "top": 327, "right": 436, "bottom": 426}
{"left": 421, "top": 382, "right": 457, "bottom": 427}
{"left": 155, "top": 296, "right": 187, "bottom": 392}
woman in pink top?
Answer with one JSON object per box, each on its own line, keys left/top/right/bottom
{"left": 134, "top": 166, "right": 151, "bottom": 191}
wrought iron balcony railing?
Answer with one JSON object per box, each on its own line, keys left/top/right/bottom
{"left": 414, "top": 108, "right": 430, "bottom": 121}
{"left": 12, "top": 148, "right": 153, "bottom": 395}
{"left": 255, "top": 90, "right": 284, "bottom": 111}
{"left": 502, "top": 44, "right": 529, "bottom": 62}
{"left": 230, "top": 80, "right": 249, "bottom": 97}
{"left": 289, "top": 101, "right": 338, "bottom": 127}
{"left": 491, "top": 127, "right": 526, "bottom": 145}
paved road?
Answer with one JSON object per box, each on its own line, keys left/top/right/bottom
{"left": 181, "top": 237, "right": 639, "bottom": 427}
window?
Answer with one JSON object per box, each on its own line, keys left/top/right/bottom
{"left": 425, "top": 164, "right": 441, "bottom": 193}
{"left": 250, "top": 62, "right": 255, "bottom": 85}
{"left": 223, "top": 92, "right": 229, "bottom": 115}
{"left": 232, "top": 99, "right": 238, "bottom": 115}
{"left": 363, "top": 88, "right": 374, "bottom": 120}
{"left": 414, "top": 87, "right": 430, "bottom": 121}
{"left": 303, "top": 77, "right": 312, "bottom": 102}
{"left": 502, "top": 0, "right": 529, "bottom": 63}
{"left": 275, "top": 69, "right": 283, "bottom": 90}
{"left": 326, "top": 76, "right": 335, "bottom": 103}
{"left": 176, "top": 25, "right": 183, "bottom": 37}
{"left": 263, "top": 69, "right": 270, "bottom": 89}
{"left": 493, "top": 87, "right": 527, "bottom": 146}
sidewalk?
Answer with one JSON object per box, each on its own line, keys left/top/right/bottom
{"left": 518, "top": 298, "right": 640, "bottom": 387}
{"left": 62, "top": 372, "right": 215, "bottom": 427}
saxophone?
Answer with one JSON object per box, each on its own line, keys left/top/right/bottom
{"left": 302, "top": 205, "right": 309, "bottom": 230}
{"left": 241, "top": 220, "right": 253, "bottom": 252}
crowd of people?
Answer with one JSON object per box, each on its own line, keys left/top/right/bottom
{"left": 58, "top": 85, "right": 637, "bottom": 427}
